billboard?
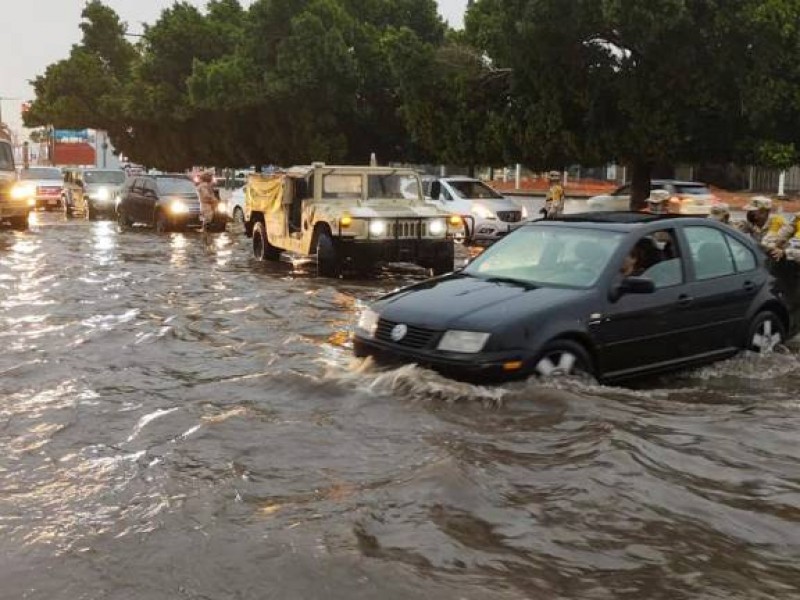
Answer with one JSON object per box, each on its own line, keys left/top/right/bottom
{"left": 53, "top": 129, "right": 90, "bottom": 142}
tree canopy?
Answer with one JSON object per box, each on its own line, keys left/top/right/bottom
{"left": 25, "top": 0, "right": 800, "bottom": 199}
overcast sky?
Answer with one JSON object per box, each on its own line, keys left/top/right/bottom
{"left": 0, "top": 0, "right": 467, "bottom": 133}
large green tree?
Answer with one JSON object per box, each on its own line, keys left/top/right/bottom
{"left": 463, "top": 0, "right": 800, "bottom": 207}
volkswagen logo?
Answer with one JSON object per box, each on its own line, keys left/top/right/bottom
{"left": 390, "top": 324, "right": 408, "bottom": 342}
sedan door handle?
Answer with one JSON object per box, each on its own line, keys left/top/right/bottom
{"left": 743, "top": 281, "right": 756, "bottom": 292}
{"left": 677, "top": 294, "right": 693, "bottom": 307}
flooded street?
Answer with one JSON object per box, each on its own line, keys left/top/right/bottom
{"left": 1, "top": 213, "right": 799, "bottom": 599}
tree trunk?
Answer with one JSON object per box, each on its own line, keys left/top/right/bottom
{"left": 630, "top": 161, "right": 652, "bottom": 211}
{"left": 468, "top": 164, "right": 475, "bottom": 178}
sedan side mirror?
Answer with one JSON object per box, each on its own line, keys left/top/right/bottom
{"left": 611, "top": 276, "right": 656, "bottom": 301}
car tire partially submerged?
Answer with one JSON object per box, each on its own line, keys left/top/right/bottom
{"left": 535, "top": 339, "right": 595, "bottom": 379}
{"left": 747, "top": 311, "right": 786, "bottom": 354}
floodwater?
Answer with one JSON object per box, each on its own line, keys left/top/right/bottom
{"left": 1, "top": 213, "right": 798, "bottom": 600}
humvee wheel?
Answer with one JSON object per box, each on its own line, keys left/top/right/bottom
{"left": 252, "top": 221, "right": 280, "bottom": 261}
{"left": 316, "top": 230, "right": 341, "bottom": 277}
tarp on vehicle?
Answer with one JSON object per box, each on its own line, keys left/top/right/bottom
{"left": 246, "top": 174, "right": 284, "bottom": 214}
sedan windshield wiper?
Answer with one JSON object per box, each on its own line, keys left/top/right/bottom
{"left": 482, "top": 276, "right": 538, "bottom": 290}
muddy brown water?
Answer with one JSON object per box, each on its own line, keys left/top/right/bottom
{"left": 1, "top": 213, "right": 798, "bottom": 600}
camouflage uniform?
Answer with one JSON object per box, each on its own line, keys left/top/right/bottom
{"left": 197, "top": 181, "right": 217, "bottom": 225}
{"left": 544, "top": 171, "right": 565, "bottom": 219}
{"left": 771, "top": 213, "right": 800, "bottom": 262}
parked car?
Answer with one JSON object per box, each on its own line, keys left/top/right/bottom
{"left": 244, "top": 163, "right": 461, "bottom": 276}
{"left": 0, "top": 139, "right": 31, "bottom": 230}
{"left": 228, "top": 186, "right": 245, "bottom": 223}
{"left": 422, "top": 176, "right": 525, "bottom": 245}
{"left": 18, "top": 166, "right": 63, "bottom": 210}
{"left": 63, "top": 168, "right": 126, "bottom": 220}
{"left": 354, "top": 213, "right": 798, "bottom": 384}
{"left": 586, "top": 180, "right": 719, "bottom": 215}
{"left": 116, "top": 174, "right": 208, "bottom": 232}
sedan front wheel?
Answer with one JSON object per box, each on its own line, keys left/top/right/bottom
{"left": 747, "top": 311, "right": 785, "bottom": 354}
{"left": 535, "top": 340, "right": 595, "bottom": 380}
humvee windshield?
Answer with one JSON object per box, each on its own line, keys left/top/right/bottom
{"left": 322, "top": 174, "right": 362, "bottom": 199}
{"left": 368, "top": 174, "right": 421, "bottom": 200}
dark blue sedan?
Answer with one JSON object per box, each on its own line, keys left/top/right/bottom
{"left": 354, "top": 214, "right": 799, "bottom": 383}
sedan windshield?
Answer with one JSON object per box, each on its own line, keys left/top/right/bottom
{"left": 449, "top": 180, "right": 504, "bottom": 200}
{"left": 84, "top": 170, "right": 125, "bottom": 185}
{"left": 20, "top": 168, "right": 62, "bottom": 180}
{"left": 464, "top": 225, "right": 624, "bottom": 288}
{"left": 157, "top": 178, "right": 196, "bottom": 195}
{"left": 0, "top": 144, "right": 13, "bottom": 171}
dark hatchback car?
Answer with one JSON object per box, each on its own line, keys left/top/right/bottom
{"left": 354, "top": 214, "right": 799, "bottom": 384}
{"left": 116, "top": 174, "right": 202, "bottom": 232}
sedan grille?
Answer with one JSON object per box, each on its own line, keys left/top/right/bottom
{"left": 497, "top": 210, "right": 522, "bottom": 223}
{"left": 375, "top": 319, "right": 439, "bottom": 349}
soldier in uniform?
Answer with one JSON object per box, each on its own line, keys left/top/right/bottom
{"left": 735, "top": 196, "right": 785, "bottom": 245}
{"left": 645, "top": 190, "right": 671, "bottom": 214}
{"left": 197, "top": 171, "right": 218, "bottom": 231}
{"left": 767, "top": 212, "right": 800, "bottom": 262}
{"left": 708, "top": 203, "right": 731, "bottom": 224}
{"left": 543, "top": 171, "right": 565, "bottom": 219}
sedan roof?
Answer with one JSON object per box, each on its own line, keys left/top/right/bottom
{"left": 533, "top": 212, "right": 710, "bottom": 232}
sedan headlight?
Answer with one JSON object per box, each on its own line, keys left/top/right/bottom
{"left": 471, "top": 205, "right": 495, "bottom": 220}
{"left": 428, "top": 218, "right": 446, "bottom": 236}
{"left": 11, "top": 183, "right": 35, "bottom": 200}
{"left": 356, "top": 308, "right": 379, "bottom": 338}
{"left": 169, "top": 200, "right": 189, "bottom": 215}
{"left": 369, "top": 220, "right": 387, "bottom": 237}
{"left": 521, "top": 206, "right": 529, "bottom": 219}
{"left": 437, "top": 330, "right": 490, "bottom": 354}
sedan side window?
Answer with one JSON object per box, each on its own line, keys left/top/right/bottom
{"left": 725, "top": 234, "right": 757, "bottom": 272}
{"left": 685, "top": 226, "right": 736, "bottom": 280}
{"left": 621, "top": 229, "right": 684, "bottom": 288}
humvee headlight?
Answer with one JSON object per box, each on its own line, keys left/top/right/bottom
{"left": 11, "top": 183, "right": 35, "bottom": 200}
{"left": 369, "top": 220, "right": 387, "bottom": 236}
{"left": 429, "top": 219, "right": 446, "bottom": 236}
{"left": 340, "top": 215, "right": 353, "bottom": 228}
{"left": 28, "top": 198, "right": 36, "bottom": 207}
{"left": 96, "top": 187, "right": 110, "bottom": 201}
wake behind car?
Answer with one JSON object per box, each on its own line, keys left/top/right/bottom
{"left": 245, "top": 163, "right": 462, "bottom": 276}
{"left": 116, "top": 174, "right": 205, "bottom": 232}
{"left": 423, "top": 176, "right": 525, "bottom": 245}
{"left": 18, "top": 166, "right": 63, "bottom": 211}
{"left": 355, "top": 213, "right": 798, "bottom": 384}
{"left": 586, "top": 180, "right": 719, "bottom": 215}
{"left": 63, "top": 168, "right": 126, "bottom": 220}
{"left": 0, "top": 139, "right": 31, "bottom": 230}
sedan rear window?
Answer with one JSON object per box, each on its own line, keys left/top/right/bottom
{"left": 157, "top": 178, "right": 196, "bottom": 195}
{"left": 465, "top": 226, "right": 624, "bottom": 288}
{"left": 675, "top": 185, "right": 711, "bottom": 195}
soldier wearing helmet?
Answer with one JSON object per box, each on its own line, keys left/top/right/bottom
{"left": 543, "top": 171, "right": 565, "bottom": 219}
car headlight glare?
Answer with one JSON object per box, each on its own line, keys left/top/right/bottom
{"left": 357, "top": 309, "right": 379, "bottom": 338}
{"left": 169, "top": 200, "right": 189, "bottom": 215}
{"left": 217, "top": 201, "right": 228, "bottom": 213}
{"left": 97, "top": 187, "right": 110, "bottom": 201}
{"left": 471, "top": 205, "right": 495, "bottom": 220}
{"left": 369, "top": 220, "right": 387, "bottom": 237}
{"left": 428, "top": 218, "right": 446, "bottom": 236}
{"left": 11, "top": 183, "right": 35, "bottom": 200}
{"left": 437, "top": 330, "right": 490, "bottom": 354}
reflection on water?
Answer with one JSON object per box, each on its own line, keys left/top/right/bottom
{"left": 0, "top": 213, "right": 798, "bottom": 600}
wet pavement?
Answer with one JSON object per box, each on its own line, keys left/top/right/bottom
{"left": 1, "top": 212, "right": 799, "bottom": 600}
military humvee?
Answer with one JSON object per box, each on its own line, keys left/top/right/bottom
{"left": 0, "top": 136, "right": 30, "bottom": 230}
{"left": 244, "top": 163, "right": 461, "bottom": 276}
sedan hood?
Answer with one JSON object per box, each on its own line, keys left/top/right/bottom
{"left": 375, "top": 274, "right": 589, "bottom": 331}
